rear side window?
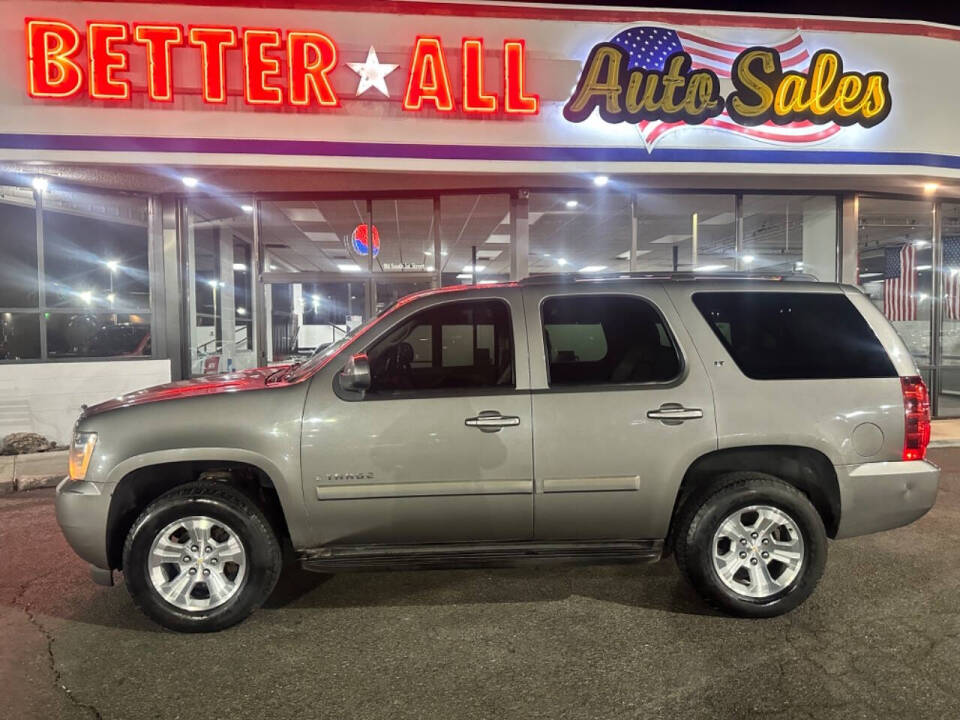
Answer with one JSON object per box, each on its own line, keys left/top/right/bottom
{"left": 693, "top": 292, "right": 896, "bottom": 380}
{"left": 541, "top": 295, "right": 681, "bottom": 386}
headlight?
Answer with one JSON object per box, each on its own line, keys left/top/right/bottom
{"left": 68, "top": 432, "right": 98, "bottom": 481}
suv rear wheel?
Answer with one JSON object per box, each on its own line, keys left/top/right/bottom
{"left": 122, "top": 480, "right": 282, "bottom": 632}
{"left": 674, "top": 472, "right": 827, "bottom": 618}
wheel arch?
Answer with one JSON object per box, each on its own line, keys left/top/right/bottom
{"left": 105, "top": 452, "right": 293, "bottom": 571}
{"left": 667, "top": 445, "right": 842, "bottom": 551}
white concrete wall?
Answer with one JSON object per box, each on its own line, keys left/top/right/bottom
{"left": 0, "top": 360, "right": 171, "bottom": 444}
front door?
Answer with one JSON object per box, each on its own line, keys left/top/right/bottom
{"left": 523, "top": 285, "right": 718, "bottom": 541}
{"left": 300, "top": 291, "right": 534, "bottom": 546}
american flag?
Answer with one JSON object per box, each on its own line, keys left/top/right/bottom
{"left": 884, "top": 244, "right": 917, "bottom": 322}
{"left": 944, "top": 236, "right": 960, "bottom": 320}
{"left": 608, "top": 26, "right": 843, "bottom": 149}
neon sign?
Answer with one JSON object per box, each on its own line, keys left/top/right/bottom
{"left": 563, "top": 26, "right": 891, "bottom": 148}
{"left": 24, "top": 18, "right": 538, "bottom": 115}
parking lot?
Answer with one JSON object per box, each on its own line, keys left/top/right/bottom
{"left": 1, "top": 449, "right": 958, "bottom": 720}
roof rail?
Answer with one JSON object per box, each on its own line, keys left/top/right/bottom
{"left": 517, "top": 271, "right": 819, "bottom": 285}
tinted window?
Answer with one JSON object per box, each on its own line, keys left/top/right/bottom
{"left": 366, "top": 300, "right": 513, "bottom": 394}
{"left": 541, "top": 295, "right": 681, "bottom": 386}
{"left": 693, "top": 292, "right": 896, "bottom": 380}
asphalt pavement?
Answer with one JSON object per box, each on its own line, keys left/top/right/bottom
{"left": 2, "top": 450, "right": 959, "bottom": 720}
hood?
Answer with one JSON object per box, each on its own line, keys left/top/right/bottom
{"left": 81, "top": 365, "right": 292, "bottom": 419}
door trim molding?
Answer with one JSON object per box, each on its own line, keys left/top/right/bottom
{"left": 315, "top": 479, "right": 532, "bottom": 501}
{"left": 541, "top": 476, "right": 641, "bottom": 493}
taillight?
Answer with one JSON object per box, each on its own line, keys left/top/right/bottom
{"left": 901, "top": 376, "right": 930, "bottom": 461}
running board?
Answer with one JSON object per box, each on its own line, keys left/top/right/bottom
{"left": 299, "top": 540, "right": 663, "bottom": 572}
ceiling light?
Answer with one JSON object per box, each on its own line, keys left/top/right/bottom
{"left": 424, "top": 250, "right": 433, "bottom": 256}
{"left": 181, "top": 176, "right": 199, "bottom": 188}
{"left": 105, "top": 259, "right": 120, "bottom": 272}
{"left": 312, "top": 295, "right": 321, "bottom": 303}
{"left": 79, "top": 291, "right": 92, "bottom": 304}
{"left": 207, "top": 279, "right": 218, "bottom": 287}
{"left": 580, "top": 265, "right": 607, "bottom": 273}
{"left": 462, "top": 265, "right": 486, "bottom": 273}
{"left": 565, "top": 200, "right": 579, "bottom": 209}
{"left": 236, "top": 307, "right": 247, "bottom": 315}
{"left": 593, "top": 175, "right": 609, "bottom": 187}
{"left": 106, "top": 293, "right": 116, "bottom": 304}
{"left": 426, "top": 265, "right": 435, "bottom": 272}
{"left": 478, "top": 279, "right": 498, "bottom": 285}
{"left": 917, "top": 265, "right": 932, "bottom": 271}
{"left": 241, "top": 204, "right": 253, "bottom": 214}
{"left": 455, "top": 273, "right": 472, "bottom": 280}
{"left": 31, "top": 176, "right": 49, "bottom": 193}
{"left": 913, "top": 240, "right": 930, "bottom": 248}
{"left": 232, "top": 263, "right": 247, "bottom": 271}
{"left": 268, "top": 264, "right": 278, "bottom": 271}
{"left": 741, "top": 255, "right": 755, "bottom": 264}
{"left": 440, "top": 250, "right": 449, "bottom": 256}
{"left": 338, "top": 263, "right": 362, "bottom": 272}
{"left": 557, "top": 258, "right": 569, "bottom": 266}
{"left": 858, "top": 272, "right": 883, "bottom": 279}
{"left": 923, "top": 182, "right": 939, "bottom": 194}
{"left": 695, "top": 264, "right": 727, "bottom": 272}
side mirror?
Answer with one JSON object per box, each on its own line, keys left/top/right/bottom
{"left": 340, "top": 353, "right": 371, "bottom": 393}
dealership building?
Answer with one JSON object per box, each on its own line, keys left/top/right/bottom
{"left": 2, "top": 0, "right": 960, "bottom": 440}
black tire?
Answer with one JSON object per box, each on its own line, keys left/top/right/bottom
{"left": 122, "top": 480, "right": 282, "bottom": 632}
{"left": 674, "top": 472, "right": 827, "bottom": 618}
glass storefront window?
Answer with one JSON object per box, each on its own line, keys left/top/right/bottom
{"left": 46, "top": 313, "right": 151, "bottom": 358}
{"left": 633, "top": 194, "right": 737, "bottom": 272}
{"left": 184, "top": 198, "right": 255, "bottom": 375}
{"left": 0, "top": 185, "right": 38, "bottom": 309}
{"left": 856, "top": 197, "right": 934, "bottom": 374}
{"left": 440, "top": 194, "right": 510, "bottom": 285}
{"left": 266, "top": 281, "right": 368, "bottom": 364}
{"left": 529, "top": 192, "right": 632, "bottom": 275}
{"left": 741, "top": 195, "right": 837, "bottom": 280}
{"left": 938, "top": 202, "right": 960, "bottom": 415}
{"left": 0, "top": 313, "right": 40, "bottom": 360}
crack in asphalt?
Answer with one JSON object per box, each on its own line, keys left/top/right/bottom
{"left": 11, "top": 572, "right": 104, "bottom": 720}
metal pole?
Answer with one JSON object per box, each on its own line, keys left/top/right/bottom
{"left": 931, "top": 200, "right": 943, "bottom": 417}
{"left": 35, "top": 186, "right": 46, "bottom": 360}
{"left": 366, "top": 198, "right": 375, "bottom": 318}
{"left": 472, "top": 245, "right": 478, "bottom": 285}
{"left": 433, "top": 196, "right": 442, "bottom": 288}
{"left": 735, "top": 194, "right": 744, "bottom": 272}
{"left": 691, "top": 212, "right": 699, "bottom": 270}
{"left": 630, "top": 195, "right": 638, "bottom": 272}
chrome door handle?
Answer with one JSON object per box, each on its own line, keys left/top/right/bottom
{"left": 647, "top": 405, "right": 704, "bottom": 422}
{"left": 465, "top": 411, "right": 521, "bottom": 432}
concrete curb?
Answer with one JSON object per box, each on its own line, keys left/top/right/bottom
{"left": 0, "top": 450, "right": 68, "bottom": 494}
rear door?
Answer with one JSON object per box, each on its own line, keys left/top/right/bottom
{"left": 523, "top": 283, "right": 718, "bottom": 541}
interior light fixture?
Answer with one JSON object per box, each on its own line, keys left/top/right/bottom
{"left": 31, "top": 176, "right": 49, "bottom": 193}
{"left": 695, "top": 264, "right": 728, "bottom": 272}
{"left": 579, "top": 265, "right": 607, "bottom": 272}
{"left": 923, "top": 182, "right": 940, "bottom": 194}
{"left": 232, "top": 263, "right": 247, "bottom": 271}
{"left": 241, "top": 204, "right": 254, "bottom": 214}
{"left": 741, "top": 255, "right": 755, "bottom": 264}
{"left": 105, "top": 259, "right": 120, "bottom": 272}
{"left": 593, "top": 175, "right": 609, "bottom": 187}
{"left": 181, "top": 176, "right": 199, "bottom": 188}
{"left": 557, "top": 258, "right": 569, "bottom": 266}
{"left": 565, "top": 200, "right": 579, "bottom": 208}
{"left": 338, "top": 264, "right": 362, "bottom": 272}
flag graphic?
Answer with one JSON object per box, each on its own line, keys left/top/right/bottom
{"left": 944, "top": 236, "right": 960, "bottom": 320}
{"left": 608, "top": 26, "right": 843, "bottom": 149}
{"left": 884, "top": 244, "right": 917, "bottom": 322}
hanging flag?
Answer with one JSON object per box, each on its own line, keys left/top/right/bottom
{"left": 884, "top": 244, "right": 917, "bottom": 321}
{"left": 944, "top": 236, "right": 960, "bottom": 320}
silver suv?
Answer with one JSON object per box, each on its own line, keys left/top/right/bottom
{"left": 56, "top": 275, "right": 939, "bottom": 632}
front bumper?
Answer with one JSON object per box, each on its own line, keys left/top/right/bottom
{"left": 55, "top": 477, "right": 112, "bottom": 570}
{"left": 835, "top": 459, "right": 940, "bottom": 539}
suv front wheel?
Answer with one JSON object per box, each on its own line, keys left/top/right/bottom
{"left": 674, "top": 472, "right": 827, "bottom": 618}
{"left": 122, "top": 480, "right": 282, "bottom": 632}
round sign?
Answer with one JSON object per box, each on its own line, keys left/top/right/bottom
{"left": 351, "top": 224, "right": 380, "bottom": 257}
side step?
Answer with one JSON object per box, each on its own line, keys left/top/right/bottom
{"left": 300, "top": 540, "right": 663, "bottom": 572}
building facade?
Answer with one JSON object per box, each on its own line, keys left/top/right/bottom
{"left": 2, "top": 0, "right": 960, "bottom": 440}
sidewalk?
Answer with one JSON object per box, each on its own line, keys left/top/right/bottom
{"left": 931, "top": 419, "right": 960, "bottom": 448}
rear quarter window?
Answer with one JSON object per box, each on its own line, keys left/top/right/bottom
{"left": 692, "top": 291, "right": 897, "bottom": 380}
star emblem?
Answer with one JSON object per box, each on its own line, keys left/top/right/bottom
{"left": 347, "top": 47, "right": 399, "bottom": 98}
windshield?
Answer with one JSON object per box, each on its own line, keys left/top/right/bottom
{"left": 283, "top": 301, "right": 399, "bottom": 382}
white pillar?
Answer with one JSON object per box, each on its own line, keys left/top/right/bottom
{"left": 801, "top": 196, "right": 839, "bottom": 281}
